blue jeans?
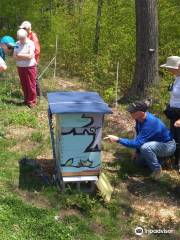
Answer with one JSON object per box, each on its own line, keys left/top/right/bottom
{"left": 137, "top": 140, "right": 176, "bottom": 171}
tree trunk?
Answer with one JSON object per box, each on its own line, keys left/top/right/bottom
{"left": 94, "top": 0, "right": 103, "bottom": 55}
{"left": 123, "top": 0, "right": 159, "bottom": 101}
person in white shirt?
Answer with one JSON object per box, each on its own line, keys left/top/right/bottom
{"left": 161, "top": 56, "right": 180, "bottom": 171}
{"left": 13, "top": 29, "right": 37, "bottom": 108}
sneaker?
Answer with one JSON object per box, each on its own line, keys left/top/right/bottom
{"left": 27, "top": 104, "right": 36, "bottom": 109}
{"left": 173, "top": 163, "right": 180, "bottom": 173}
{"left": 177, "top": 164, "right": 180, "bottom": 174}
{"left": 150, "top": 168, "right": 162, "bottom": 180}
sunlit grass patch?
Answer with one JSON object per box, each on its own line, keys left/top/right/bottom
{"left": 8, "top": 110, "right": 38, "bottom": 128}
{"left": 0, "top": 195, "right": 72, "bottom": 240}
{"left": 0, "top": 73, "right": 179, "bottom": 240}
{"left": 30, "top": 131, "right": 44, "bottom": 143}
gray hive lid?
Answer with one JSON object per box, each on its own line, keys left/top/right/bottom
{"left": 47, "top": 91, "right": 112, "bottom": 114}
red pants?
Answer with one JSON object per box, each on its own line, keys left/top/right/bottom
{"left": 18, "top": 66, "right": 37, "bottom": 106}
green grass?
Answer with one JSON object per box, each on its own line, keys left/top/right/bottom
{"left": 0, "top": 70, "right": 180, "bottom": 240}
{"left": 0, "top": 195, "right": 72, "bottom": 240}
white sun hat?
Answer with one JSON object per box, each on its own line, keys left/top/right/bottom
{"left": 160, "top": 56, "right": 180, "bottom": 69}
{"left": 19, "top": 21, "right": 31, "bottom": 30}
{"left": 17, "top": 29, "right": 28, "bottom": 38}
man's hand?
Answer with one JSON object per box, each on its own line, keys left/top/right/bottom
{"left": 104, "top": 135, "right": 119, "bottom": 143}
{"left": 174, "top": 119, "right": 180, "bottom": 128}
{"left": 17, "top": 53, "right": 34, "bottom": 60}
{"left": 0, "top": 65, "right": 7, "bottom": 72}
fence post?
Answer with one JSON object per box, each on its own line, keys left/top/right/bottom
{"left": 115, "top": 61, "right": 119, "bottom": 108}
{"left": 54, "top": 35, "right": 58, "bottom": 78}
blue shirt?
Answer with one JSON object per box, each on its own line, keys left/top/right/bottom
{"left": 119, "top": 112, "right": 172, "bottom": 149}
{"left": 0, "top": 47, "right": 5, "bottom": 60}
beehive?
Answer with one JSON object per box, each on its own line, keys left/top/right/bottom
{"left": 47, "top": 91, "right": 112, "bottom": 184}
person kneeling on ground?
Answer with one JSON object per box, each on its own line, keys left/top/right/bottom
{"left": 105, "top": 101, "right": 176, "bottom": 180}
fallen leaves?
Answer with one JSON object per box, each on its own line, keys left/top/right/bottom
{"left": 132, "top": 198, "right": 179, "bottom": 224}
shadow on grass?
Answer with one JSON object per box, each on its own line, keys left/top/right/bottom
{"left": 19, "top": 157, "right": 55, "bottom": 191}
{"left": 126, "top": 176, "right": 180, "bottom": 199}
{"left": 107, "top": 147, "right": 180, "bottom": 239}
{"left": 110, "top": 147, "right": 180, "bottom": 202}
{"left": 1, "top": 98, "right": 25, "bottom": 106}
{"left": 104, "top": 147, "right": 150, "bottom": 180}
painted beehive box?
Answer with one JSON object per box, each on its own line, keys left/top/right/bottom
{"left": 47, "top": 91, "right": 112, "bottom": 177}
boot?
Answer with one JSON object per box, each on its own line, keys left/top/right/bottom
{"left": 151, "top": 167, "right": 162, "bottom": 180}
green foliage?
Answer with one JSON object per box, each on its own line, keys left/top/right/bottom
{"left": 60, "top": 192, "right": 98, "bottom": 215}
{"left": 31, "top": 131, "right": 44, "bottom": 143}
{"left": 1, "top": 0, "right": 180, "bottom": 103}
{"left": 8, "top": 111, "right": 38, "bottom": 128}
{"left": 0, "top": 0, "right": 135, "bottom": 103}
{"left": 159, "top": 0, "right": 180, "bottom": 61}
{"left": 0, "top": 3, "right": 180, "bottom": 237}
{"left": 104, "top": 87, "right": 115, "bottom": 103}
{"left": 0, "top": 195, "right": 72, "bottom": 240}
{"left": 0, "top": 73, "right": 180, "bottom": 239}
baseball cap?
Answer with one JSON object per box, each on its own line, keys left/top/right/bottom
{"left": 0, "top": 36, "right": 17, "bottom": 47}
{"left": 127, "top": 101, "right": 148, "bottom": 113}
{"left": 19, "top": 21, "right": 31, "bottom": 30}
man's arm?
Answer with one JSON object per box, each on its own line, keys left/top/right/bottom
{"left": 31, "top": 32, "right": 40, "bottom": 57}
{"left": 15, "top": 53, "right": 34, "bottom": 60}
{"left": 105, "top": 125, "right": 154, "bottom": 149}
{"left": 0, "top": 65, "right": 7, "bottom": 72}
{"left": 13, "top": 42, "right": 35, "bottom": 60}
{"left": 0, "top": 57, "right": 7, "bottom": 72}
{"left": 13, "top": 51, "right": 25, "bottom": 61}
